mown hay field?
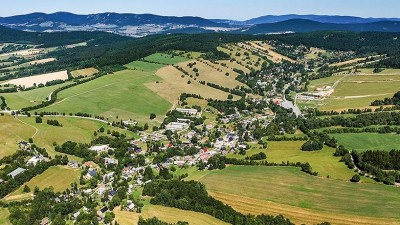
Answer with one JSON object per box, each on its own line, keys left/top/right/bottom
{"left": 200, "top": 166, "right": 400, "bottom": 225}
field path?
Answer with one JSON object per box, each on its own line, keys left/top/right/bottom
{"left": 14, "top": 116, "right": 39, "bottom": 138}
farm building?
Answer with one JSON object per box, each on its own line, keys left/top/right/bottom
{"left": 176, "top": 108, "right": 198, "bottom": 116}
{"left": 8, "top": 167, "right": 26, "bottom": 178}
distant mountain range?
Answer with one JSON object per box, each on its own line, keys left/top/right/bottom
{"left": 242, "top": 14, "right": 400, "bottom": 25}
{"left": 240, "top": 19, "right": 400, "bottom": 34}
{"left": 1, "top": 12, "right": 400, "bottom": 37}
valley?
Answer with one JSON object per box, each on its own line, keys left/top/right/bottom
{"left": 0, "top": 13, "right": 399, "bottom": 225}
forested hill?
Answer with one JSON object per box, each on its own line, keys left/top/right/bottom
{"left": 0, "top": 25, "right": 130, "bottom": 47}
{"left": 2, "top": 26, "right": 400, "bottom": 72}
{"left": 240, "top": 19, "right": 400, "bottom": 34}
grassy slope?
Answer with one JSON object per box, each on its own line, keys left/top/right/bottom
{"left": 177, "top": 60, "right": 245, "bottom": 89}
{"left": 37, "top": 62, "right": 171, "bottom": 125}
{"left": 3, "top": 82, "right": 72, "bottom": 110}
{"left": 331, "top": 133, "right": 400, "bottom": 152}
{"left": 0, "top": 115, "right": 35, "bottom": 159}
{"left": 146, "top": 65, "right": 239, "bottom": 105}
{"left": 228, "top": 141, "right": 357, "bottom": 181}
{"left": 200, "top": 166, "right": 400, "bottom": 225}
{"left": 4, "top": 166, "right": 81, "bottom": 202}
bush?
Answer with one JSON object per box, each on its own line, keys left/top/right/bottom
{"left": 351, "top": 174, "right": 360, "bottom": 183}
{"left": 35, "top": 117, "right": 42, "bottom": 123}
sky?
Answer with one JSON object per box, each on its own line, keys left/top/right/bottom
{"left": 0, "top": 0, "right": 399, "bottom": 20}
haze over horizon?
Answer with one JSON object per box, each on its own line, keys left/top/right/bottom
{"left": 1, "top": 0, "right": 399, "bottom": 20}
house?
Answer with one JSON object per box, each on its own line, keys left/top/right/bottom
{"left": 68, "top": 161, "right": 79, "bottom": 168}
{"left": 89, "top": 144, "right": 110, "bottom": 153}
{"left": 177, "top": 118, "right": 190, "bottom": 123}
{"left": 98, "top": 184, "right": 106, "bottom": 195}
{"left": 97, "top": 206, "right": 108, "bottom": 219}
{"left": 84, "top": 161, "right": 99, "bottom": 168}
{"left": 103, "top": 172, "right": 115, "bottom": 183}
{"left": 104, "top": 157, "right": 118, "bottom": 165}
{"left": 272, "top": 98, "right": 283, "bottom": 105}
{"left": 109, "top": 190, "right": 117, "bottom": 198}
{"left": 83, "top": 189, "right": 92, "bottom": 195}
{"left": 26, "top": 155, "right": 44, "bottom": 166}
{"left": 123, "top": 120, "right": 138, "bottom": 126}
{"left": 84, "top": 168, "right": 97, "bottom": 180}
{"left": 40, "top": 217, "right": 50, "bottom": 225}
{"left": 8, "top": 167, "right": 26, "bottom": 178}
{"left": 18, "top": 141, "right": 31, "bottom": 151}
{"left": 127, "top": 201, "right": 135, "bottom": 211}
{"left": 72, "top": 211, "right": 81, "bottom": 219}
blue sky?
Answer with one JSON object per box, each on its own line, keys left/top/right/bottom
{"left": 1, "top": 0, "right": 399, "bottom": 20}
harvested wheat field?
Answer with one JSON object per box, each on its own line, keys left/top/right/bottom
{"left": 71, "top": 67, "right": 99, "bottom": 78}
{"left": 114, "top": 205, "right": 228, "bottom": 225}
{"left": 28, "top": 58, "right": 56, "bottom": 65}
{"left": 3, "top": 70, "right": 68, "bottom": 88}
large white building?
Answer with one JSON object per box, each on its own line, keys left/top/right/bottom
{"left": 176, "top": 108, "right": 198, "bottom": 116}
{"left": 89, "top": 144, "right": 110, "bottom": 152}
{"left": 165, "top": 122, "right": 189, "bottom": 131}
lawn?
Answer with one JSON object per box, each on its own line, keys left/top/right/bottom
{"left": 4, "top": 166, "right": 81, "bottom": 202}
{"left": 200, "top": 166, "right": 400, "bottom": 225}
{"left": 330, "top": 133, "right": 400, "bottom": 152}
{"left": 227, "top": 141, "right": 357, "bottom": 181}
{"left": 37, "top": 63, "right": 172, "bottom": 125}
{"left": 113, "top": 205, "right": 228, "bottom": 225}
{"left": 0, "top": 115, "right": 35, "bottom": 159}
{"left": 144, "top": 53, "right": 189, "bottom": 65}
{"left": 17, "top": 116, "right": 137, "bottom": 161}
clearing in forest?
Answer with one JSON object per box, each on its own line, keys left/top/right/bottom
{"left": 70, "top": 67, "right": 99, "bottom": 78}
